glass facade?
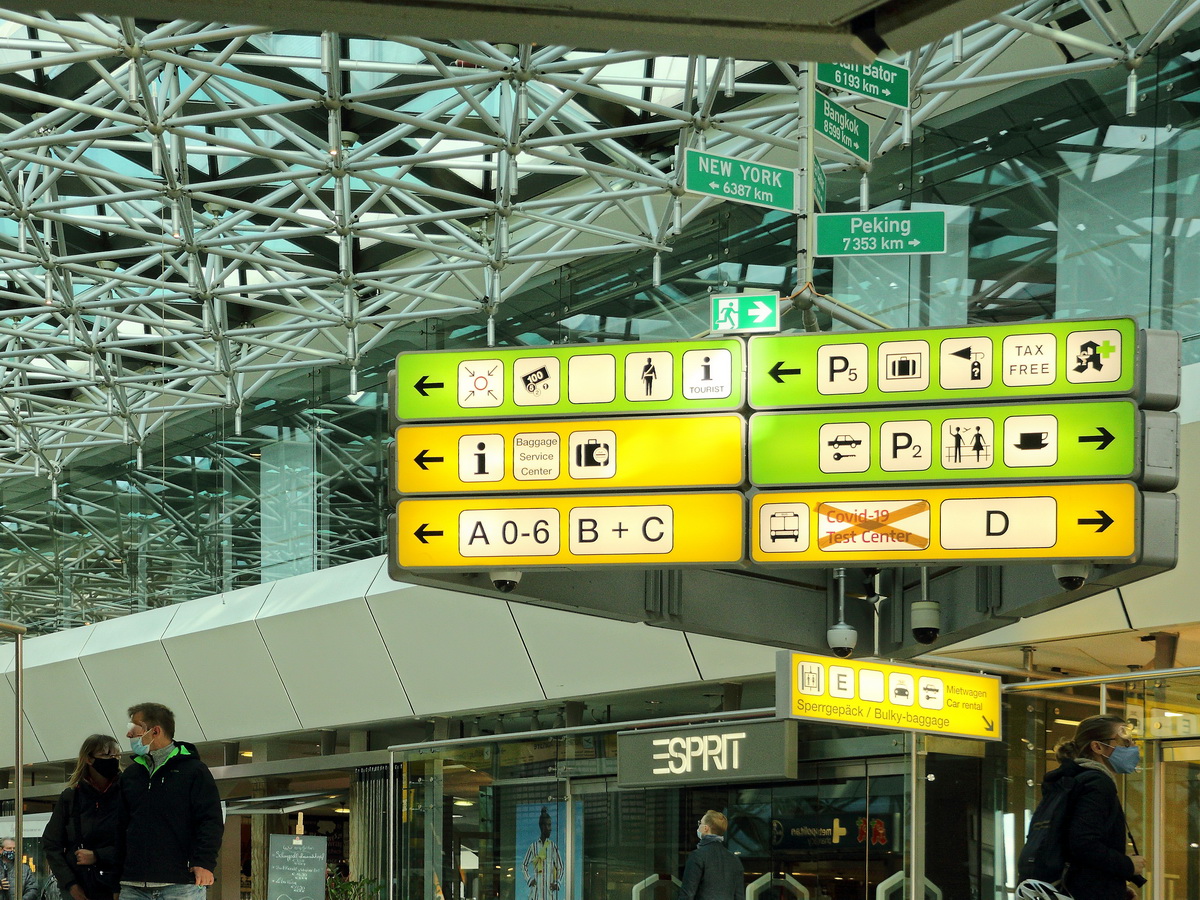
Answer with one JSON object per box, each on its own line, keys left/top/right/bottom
{"left": 5, "top": 19, "right": 1200, "bottom": 632}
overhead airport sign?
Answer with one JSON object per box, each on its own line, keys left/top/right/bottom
{"left": 710, "top": 293, "right": 780, "bottom": 334}
{"left": 395, "top": 414, "right": 744, "bottom": 494}
{"left": 394, "top": 338, "right": 743, "bottom": 421}
{"left": 777, "top": 651, "right": 1002, "bottom": 741}
{"left": 814, "top": 210, "right": 946, "bottom": 257}
{"left": 683, "top": 148, "right": 797, "bottom": 212}
{"left": 391, "top": 491, "right": 744, "bottom": 570}
{"left": 750, "top": 482, "right": 1145, "bottom": 566}
{"left": 816, "top": 61, "right": 910, "bottom": 109}
{"left": 748, "top": 319, "right": 1181, "bottom": 410}
{"left": 815, "top": 92, "right": 869, "bottom": 161}
{"left": 749, "top": 400, "right": 1178, "bottom": 491}
{"left": 616, "top": 719, "right": 797, "bottom": 788}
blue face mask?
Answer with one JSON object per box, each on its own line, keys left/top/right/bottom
{"left": 129, "top": 734, "right": 152, "bottom": 757}
{"left": 1104, "top": 742, "right": 1140, "bottom": 774}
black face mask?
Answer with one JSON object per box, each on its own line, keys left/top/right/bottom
{"left": 91, "top": 757, "right": 120, "bottom": 780}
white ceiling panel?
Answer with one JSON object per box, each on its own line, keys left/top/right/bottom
{"left": 75, "top": 605, "right": 204, "bottom": 745}
{"left": 257, "top": 597, "right": 414, "bottom": 728}
{"left": 14, "top": 625, "right": 113, "bottom": 762}
{"left": 685, "top": 633, "right": 779, "bottom": 681}
{"left": 0, "top": 641, "right": 48, "bottom": 766}
{"left": 366, "top": 576, "right": 543, "bottom": 715}
{"left": 162, "top": 584, "right": 302, "bottom": 739}
{"left": 511, "top": 604, "right": 700, "bottom": 697}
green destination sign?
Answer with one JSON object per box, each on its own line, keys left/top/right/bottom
{"left": 683, "top": 148, "right": 797, "bottom": 211}
{"left": 710, "top": 293, "right": 780, "bottom": 333}
{"left": 813, "top": 158, "right": 826, "bottom": 211}
{"left": 747, "top": 318, "right": 1161, "bottom": 410}
{"left": 814, "top": 92, "right": 869, "bottom": 161}
{"left": 815, "top": 210, "right": 946, "bottom": 256}
{"left": 816, "top": 61, "right": 910, "bottom": 109}
{"left": 749, "top": 400, "right": 1178, "bottom": 490}
{"left": 394, "top": 338, "right": 744, "bottom": 421}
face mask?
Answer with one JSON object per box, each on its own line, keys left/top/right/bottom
{"left": 1105, "top": 743, "right": 1140, "bottom": 774}
{"left": 129, "top": 734, "right": 152, "bottom": 757}
{"left": 2, "top": 850, "right": 14, "bottom": 862}
{"left": 696, "top": 828, "right": 704, "bottom": 840}
{"left": 91, "top": 757, "right": 120, "bottom": 779}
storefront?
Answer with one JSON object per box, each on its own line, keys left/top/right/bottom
{"left": 387, "top": 714, "right": 996, "bottom": 900}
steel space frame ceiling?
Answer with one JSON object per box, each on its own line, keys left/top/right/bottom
{"left": 0, "top": 0, "right": 1195, "bottom": 634}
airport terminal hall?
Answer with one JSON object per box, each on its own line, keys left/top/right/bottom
{"left": 6, "top": 0, "right": 1200, "bottom": 899}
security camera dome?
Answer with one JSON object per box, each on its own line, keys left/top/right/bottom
{"left": 827, "top": 622, "right": 857, "bottom": 659}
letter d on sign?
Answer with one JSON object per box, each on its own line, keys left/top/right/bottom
{"left": 985, "top": 510, "right": 1009, "bottom": 536}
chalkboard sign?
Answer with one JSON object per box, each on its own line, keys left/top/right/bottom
{"left": 267, "top": 834, "right": 327, "bottom": 900}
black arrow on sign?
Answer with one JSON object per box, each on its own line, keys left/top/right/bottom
{"left": 414, "top": 523, "right": 444, "bottom": 544}
{"left": 982, "top": 715, "right": 995, "bottom": 732}
{"left": 414, "top": 375, "right": 444, "bottom": 396}
{"left": 769, "top": 361, "right": 803, "bottom": 383}
{"left": 414, "top": 449, "right": 444, "bottom": 470}
{"left": 1078, "top": 426, "right": 1115, "bottom": 451}
{"left": 1078, "top": 510, "right": 1114, "bottom": 532}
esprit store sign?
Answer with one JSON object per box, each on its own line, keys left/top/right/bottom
{"left": 616, "top": 720, "right": 797, "bottom": 788}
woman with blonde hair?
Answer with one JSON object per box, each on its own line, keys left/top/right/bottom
{"left": 42, "top": 735, "right": 122, "bottom": 900}
{"left": 1024, "top": 715, "right": 1147, "bottom": 900}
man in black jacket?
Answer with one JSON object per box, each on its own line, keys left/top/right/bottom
{"left": 119, "top": 702, "right": 223, "bottom": 900}
{"left": 678, "top": 811, "right": 744, "bottom": 900}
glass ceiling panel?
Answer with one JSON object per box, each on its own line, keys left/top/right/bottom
{"left": 0, "top": 7, "right": 1196, "bottom": 632}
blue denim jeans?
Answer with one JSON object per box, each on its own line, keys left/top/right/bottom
{"left": 120, "top": 884, "right": 206, "bottom": 900}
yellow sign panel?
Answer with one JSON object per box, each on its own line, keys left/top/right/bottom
{"left": 395, "top": 414, "right": 743, "bottom": 494}
{"left": 776, "top": 651, "right": 1002, "bottom": 741}
{"left": 751, "top": 482, "right": 1139, "bottom": 565}
{"left": 393, "top": 492, "right": 744, "bottom": 570}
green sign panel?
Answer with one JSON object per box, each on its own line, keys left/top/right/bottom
{"left": 683, "top": 149, "right": 797, "bottom": 212}
{"left": 813, "top": 159, "right": 826, "bottom": 211}
{"left": 747, "top": 319, "right": 1161, "bottom": 410}
{"left": 710, "top": 293, "right": 780, "bottom": 334}
{"left": 394, "top": 338, "right": 744, "bottom": 421}
{"left": 750, "top": 400, "right": 1178, "bottom": 490}
{"left": 814, "top": 92, "right": 869, "bottom": 161}
{"left": 815, "top": 210, "right": 946, "bottom": 256}
{"left": 816, "top": 61, "right": 910, "bottom": 109}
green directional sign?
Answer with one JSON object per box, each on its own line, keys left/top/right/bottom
{"left": 814, "top": 92, "right": 869, "bottom": 161}
{"left": 813, "top": 158, "right": 826, "bottom": 211}
{"left": 816, "top": 61, "right": 910, "bottom": 109}
{"left": 747, "top": 318, "right": 1184, "bottom": 410}
{"left": 683, "top": 148, "right": 797, "bottom": 212}
{"left": 710, "top": 293, "right": 780, "bottom": 334}
{"left": 749, "top": 400, "right": 1178, "bottom": 490}
{"left": 815, "top": 210, "right": 946, "bottom": 256}
{"left": 394, "top": 338, "right": 744, "bottom": 421}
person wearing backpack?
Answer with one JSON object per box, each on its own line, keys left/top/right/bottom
{"left": 1021, "top": 715, "right": 1147, "bottom": 900}
{"left": 42, "top": 735, "right": 123, "bottom": 900}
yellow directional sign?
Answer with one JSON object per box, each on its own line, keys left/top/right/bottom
{"left": 776, "top": 651, "right": 1002, "bottom": 741}
{"left": 751, "top": 482, "right": 1140, "bottom": 565}
{"left": 395, "top": 414, "right": 743, "bottom": 494}
{"left": 393, "top": 492, "right": 744, "bottom": 570}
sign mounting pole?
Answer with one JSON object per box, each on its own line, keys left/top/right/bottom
{"left": 798, "top": 63, "right": 816, "bottom": 291}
